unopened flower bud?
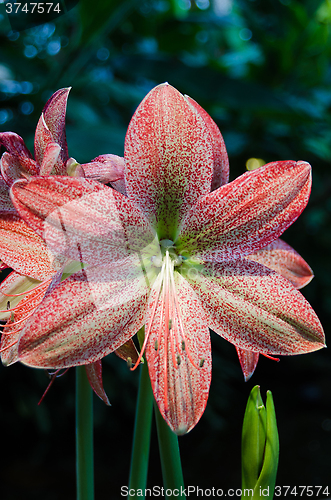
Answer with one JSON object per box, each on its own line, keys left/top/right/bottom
{"left": 241, "top": 385, "right": 279, "bottom": 499}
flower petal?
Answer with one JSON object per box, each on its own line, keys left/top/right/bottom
{"left": 145, "top": 268, "right": 211, "bottom": 434}
{"left": 0, "top": 274, "right": 50, "bottom": 366}
{"left": 12, "top": 176, "right": 156, "bottom": 267}
{"left": 82, "top": 154, "right": 127, "bottom": 195}
{"left": 34, "top": 88, "right": 70, "bottom": 174}
{"left": 186, "top": 259, "right": 325, "bottom": 356}
{"left": 0, "top": 177, "right": 16, "bottom": 215}
{"left": 39, "top": 142, "right": 62, "bottom": 176}
{"left": 185, "top": 95, "right": 229, "bottom": 189}
{"left": 1, "top": 152, "right": 38, "bottom": 186}
{"left": 247, "top": 238, "right": 313, "bottom": 289}
{"left": 177, "top": 160, "right": 312, "bottom": 259}
{"left": 85, "top": 361, "right": 110, "bottom": 405}
{"left": 115, "top": 339, "right": 139, "bottom": 364}
{"left": 0, "top": 132, "right": 33, "bottom": 158}
{"left": 0, "top": 215, "right": 58, "bottom": 280}
{"left": 18, "top": 262, "right": 150, "bottom": 368}
{"left": 125, "top": 83, "right": 214, "bottom": 238}
{"left": 11, "top": 176, "right": 108, "bottom": 238}
{"left": 235, "top": 347, "right": 259, "bottom": 382}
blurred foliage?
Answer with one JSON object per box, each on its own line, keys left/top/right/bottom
{"left": 1, "top": 0, "right": 331, "bottom": 498}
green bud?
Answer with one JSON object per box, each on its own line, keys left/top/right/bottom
{"left": 241, "top": 386, "right": 279, "bottom": 500}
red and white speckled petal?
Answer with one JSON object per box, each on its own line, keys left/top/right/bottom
{"left": 82, "top": 154, "right": 127, "bottom": 195}
{"left": 145, "top": 268, "right": 211, "bottom": 435}
{"left": 39, "top": 142, "right": 61, "bottom": 176}
{"left": 12, "top": 176, "right": 155, "bottom": 266}
{"left": 0, "top": 215, "right": 58, "bottom": 280}
{"left": 125, "top": 83, "right": 214, "bottom": 239}
{"left": 11, "top": 176, "right": 108, "bottom": 237}
{"left": 1, "top": 152, "right": 38, "bottom": 186}
{"left": 186, "top": 259, "right": 325, "bottom": 356}
{"left": 1, "top": 276, "right": 50, "bottom": 366}
{"left": 177, "top": 160, "right": 311, "bottom": 258}
{"left": 235, "top": 347, "right": 259, "bottom": 382}
{"left": 185, "top": 95, "right": 229, "bottom": 190}
{"left": 0, "top": 132, "right": 33, "bottom": 159}
{"left": 18, "top": 263, "right": 150, "bottom": 369}
{"left": 85, "top": 361, "right": 110, "bottom": 405}
{"left": 34, "top": 88, "right": 70, "bottom": 174}
{"left": 0, "top": 177, "right": 15, "bottom": 214}
{"left": 247, "top": 238, "right": 313, "bottom": 289}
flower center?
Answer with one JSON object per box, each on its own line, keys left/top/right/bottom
{"left": 151, "top": 239, "right": 183, "bottom": 268}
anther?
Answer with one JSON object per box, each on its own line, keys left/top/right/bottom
{"left": 199, "top": 358, "right": 205, "bottom": 368}
{"left": 168, "top": 319, "right": 172, "bottom": 330}
{"left": 127, "top": 357, "right": 132, "bottom": 368}
{"left": 181, "top": 341, "right": 185, "bottom": 351}
{"left": 177, "top": 354, "right": 181, "bottom": 366}
{"left": 154, "top": 340, "right": 158, "bottom": 351}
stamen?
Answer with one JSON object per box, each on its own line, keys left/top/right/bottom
{"left": 0, "top": 339, "right": 18, "bottom": 353}
{"left": 0, "top": 278, "right": 52, "bottom": 297}
{"left": 3, "top": 309, "right": 36, "bottom": 328}
{"left": 154, "top": 340, "right": 158, "bottom": 350}
{"left": 130, "top": 257, "right": 167, "bottom": 371}
{"left": 262, "top": 353, "right": 280, "bottom": 362}
{"left": 38, "top": 368, "right": 69, "bottom": 405}
{"left": 199, "top": 358, "right": 205, "bottom": 367}
{"left": 126, "top": 357, "right": 132, "bottom": 368}
{"left": 168, "top": 265, "right": 201, "bottom": 370}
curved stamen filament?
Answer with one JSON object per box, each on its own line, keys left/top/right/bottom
{"left": 0, "top": 284, "right": 49, "bottom": 314}
{"left": 0, "top": 278, "right": 52, "bottom": 298}
{"left": 262, "top": 353, "right": 280, "bottom": 362}
{"left": 0, "top": 339, "right": 18, "bottom": 353}
{"left": 168, "top": 263, "right": 201, "bottom": 370}
{"left": 2, "top": 309, "right": 36, "bottom": 328}
{"left": 130, "top": 258, "right": 167, "bottom": 371}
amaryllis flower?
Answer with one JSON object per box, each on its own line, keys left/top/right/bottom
{"left": 10, "top": 84, "right": 325, "bottom": 434}
{"left": 0, "top": 88, "right": 136, "bottom": 402}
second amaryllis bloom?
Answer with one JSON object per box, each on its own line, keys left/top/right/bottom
{"left": 10, "top": 84, "right": 325, "bottom": 434}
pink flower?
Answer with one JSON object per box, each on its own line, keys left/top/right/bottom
{"left": 10, "top": 84, "right": 325, "bottom": 434}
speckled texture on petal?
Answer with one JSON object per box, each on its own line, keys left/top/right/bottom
{"left": 34, "top": 88, "right": 70, "bottom": 175}
{"left": 235, "top": 347, "right": 259, "bottom": 382}
{"left": 82, "top": 154, "right": 127, "bottom": 195}
{"left": 18, "top": 262, "right": 151, "bottom": 368}
{"left": 248, "top": 238, "right": 313, "bottom": 289}
{"left": 125, "top": 83, "right": 214, "bottom": 239}
{"left": 0, "top": 132, "right": 33, "bottom": 159}
{"left": 1, "top": 275, "right": 50, "bottom": 366}
{"left": 185, "top": 95, "right": 229, "bottom": 190}
{"left": 85, "top": 361, "right": 110, "bottom": 405}
{"left": 187, "top": 259, "right": 325, "bottom": 355}
{"left": 11, "top": 176, "right": 108, "bottom": 238}
{"left": 0, "top": 215, "right": 58, "bottom": 280}
{"left": 145, "top": 270, "right": 211, "bottom": 434}
{"left": 177, "top": 160, "right": 312, "bottom": 258}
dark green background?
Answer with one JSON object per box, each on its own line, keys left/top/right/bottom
{"left": 0, "top": 0, "right": 331, "bottom": 498}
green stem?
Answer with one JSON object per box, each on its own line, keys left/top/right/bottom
{"left": 76, "top": 366, "right": 94, "bottom": 500}
{"left": 154, "top": 404, "right": 186, "bottom": 499}
{"left": 128, "top": 360, "right": 154, "bottom": 499}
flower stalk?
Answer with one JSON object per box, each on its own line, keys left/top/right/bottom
{"left": 154, "top": 403, "right": 186, "bottom": 499}
{"left": 76, "top": 365, "right": 94, "bottom": 500}
{"left": 128, "top": 359, "right": 154, "bottom": 498}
